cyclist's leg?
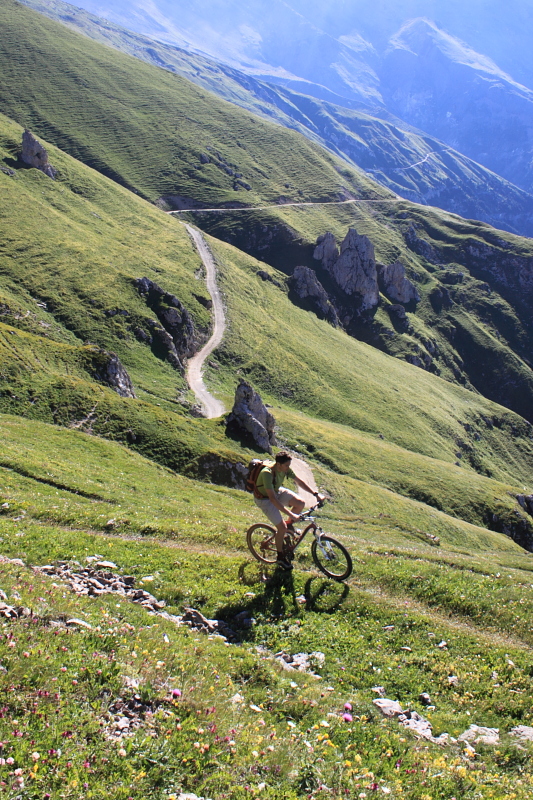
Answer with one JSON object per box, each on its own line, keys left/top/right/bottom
{"left": 254, "top": 496, "right": 287, "bottom": 555}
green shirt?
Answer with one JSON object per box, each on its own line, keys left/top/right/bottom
{"left": 255, "top": 463, "right": 296, "bottom": 497}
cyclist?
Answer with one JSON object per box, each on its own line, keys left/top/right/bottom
{"left": 254, "top": 451, "right": 321, "bottom": 570}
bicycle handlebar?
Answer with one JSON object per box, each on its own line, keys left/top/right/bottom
{"left": 296, "top": 497, "right": 325, "bottom": 520}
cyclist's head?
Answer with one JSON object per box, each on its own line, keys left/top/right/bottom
{"left": 275, "top": 451, "right": 292, "bottom": 465}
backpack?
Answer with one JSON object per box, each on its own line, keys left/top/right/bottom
{"left": 245, "top": 459, "right": 273, "bottom": 498}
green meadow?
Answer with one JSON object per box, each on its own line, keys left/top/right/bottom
{"left": 1, "top": 2, "right": 533, "bottom": 796}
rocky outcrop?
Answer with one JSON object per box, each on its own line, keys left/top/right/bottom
{"left": 20, "top": 130, "right": 56, "bottom": 178}
{"left": 387, "top": 304, "right": 410, "bottom": 332}
{"left": 289, "top": 266, "right": 339, "bottom": 325}
{"left": 517, "top": 495, "right": 533, "bottom": 517}
{"left": 225, "top": 379, "right": 276, "bottom": 453}
{"left": 135, "top": 278, "right": 199, "bottom": 372}
{"left": 97, "top": 353, "right": 136, "bottom": 398}
{"left": 331, "top": 229, "right": 379, "bottom": 310}
{"left": 404, "top": 223, "right": 440, "bottom": 263}
{"left": 86, "top": 348, "right": 136, "bottom": 398}
{"left": 314, "top": 232, "right": 339, "bottom": 270}
{"left": 378, "top": 261, "right": 420, "bottom": 304}
{"left": 314, "top": 228, "right": 379, "bottom": 313}
{"left": 187, "top": 452, "right": 249, "bottom": 488}
{"left": 429, "top": 284, "right": 454, "bottom": 313}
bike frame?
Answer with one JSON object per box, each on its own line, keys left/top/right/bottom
{"left": 286, "top": 503, "right": 326, "bottom": 553}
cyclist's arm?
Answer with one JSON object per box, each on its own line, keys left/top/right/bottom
{"left": 293, "top": 475, "right": 321, "bottom": 499}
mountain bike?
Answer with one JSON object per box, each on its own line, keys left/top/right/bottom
{"left": 246, "top": 500, "right": 352, "bottom": 581}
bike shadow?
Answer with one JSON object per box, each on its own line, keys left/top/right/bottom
{"left": 216, "top": 562, "right": 350, "bottom": 638}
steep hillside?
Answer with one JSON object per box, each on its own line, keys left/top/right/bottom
{"left": 1, "top": 0, "right": 533, "bottom": 424}
{"left": 2, "top": 111, "right": 533, "bottom": 550}
{"left": 3, "top": 15, "right": 533, "bottom": 792}
{"left": 20, "top": 0, "right": 533, "bottom": 238}
{"left": 2, "top": 415, "right": 533, "bottom": 797}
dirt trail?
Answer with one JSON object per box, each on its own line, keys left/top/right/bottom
{"left": 291, "top": 456, "right": 318, "bottom": 508}
{"left": 183, "top": 227, "right": 319, "bottom": 498}
{"left": 169, "top": 197, "right": 400, "bottom": 216}
{"left": 184, "top": 224, "right": 226, "bottom": 418}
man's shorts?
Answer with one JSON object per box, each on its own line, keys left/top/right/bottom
{"left": 254, "top": 488, "right": 301, "bottom": 526}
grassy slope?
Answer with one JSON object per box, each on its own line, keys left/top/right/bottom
{"left": 2, "top": 415, "right": 533, "bottom": 798}
{"left": 1, "top": 108, "right": 533, "bottom": 541}
{"left": 199, "top": 197, "right": 533, "bottom": 422}
{"left": 0, "top": 0, "right": 384, "bottom": 207}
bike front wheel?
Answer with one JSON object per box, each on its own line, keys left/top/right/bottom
{"left": 247, "top": 523, "right": 278, "bottom": 564}
{"left": 311, "top": 536, "right": 352, "bottom": 581}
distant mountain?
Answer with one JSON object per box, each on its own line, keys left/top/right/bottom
{"left": 20, "top": 0, "right": 533, "bottom": 238}
{"left": 380, "top": 18, "right": 533, "bottom": 196}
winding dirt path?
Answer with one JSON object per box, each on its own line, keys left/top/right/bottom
{"left": 290, "top": 456, "right": 318, "bottom": 508}
{"left": 185, "top": 224, "right": 226, "bottom": 418}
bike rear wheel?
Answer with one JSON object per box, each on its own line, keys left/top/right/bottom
{"left": 246, "top": 523, "right": 278, "bottom": 564}
{"left": 311, "top": 536, "right": 352, "bottom": 581}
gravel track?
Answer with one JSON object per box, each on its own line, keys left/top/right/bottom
{"left": 184, "top": 224, "right": 226, "bottom": 418}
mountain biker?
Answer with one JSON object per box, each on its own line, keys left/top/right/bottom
{"left": 253, "top": 451, "right": 321, "bottom": 570}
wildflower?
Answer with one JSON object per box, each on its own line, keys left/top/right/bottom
{"left": 342, "top": 713, "right": 353, "bottom": 723}
{"left": 118, "top": 748, "right": 127, "bottom": 757}
{"left": 171, "top": 689, "right": 182, "bottom": 699}
{"left": 6, "top": 758, "right": 14, "bottom": 765}
{"left": 31, "top": 752, "right": 40, "bottom": 761}
{"left": 344, "top": 702, "right": 352, "bottom": 711}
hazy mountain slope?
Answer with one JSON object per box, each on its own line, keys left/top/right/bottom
{"left": 48, "top": 0, "right": 533, "bottom": 105}
{"left": 2, "top": 0, "right": 533, "bottom": 427}
{"left": 380, "top": 18, "right": 533, "bottom": 196}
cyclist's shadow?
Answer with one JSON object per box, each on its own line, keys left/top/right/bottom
{"left": 230, "top": 562, "right": 349, "bottom": 625}
{"left": 236, "top": 561, "right": 299, "bottom": 619}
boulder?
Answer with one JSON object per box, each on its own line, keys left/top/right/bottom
{"left": 289, "top": 266, "right": 339, "bottom": 325}
{"left": 458, "top": 725, "right": 500, "bottom": 746}
{"left": 226, "top": 379, "right": 276, "bottom": 453}
{"left": 21, "top": 130, "right": 56, "bottom": 178}
{"left": 378, "top": 261, "right": 420, "bottom": 304}
{"left": 510, "top": 725, "right": 533, "bottom": 742}
{"left": 373, "top": 698, "right": 404, "bottom": 718}
{"left": 88, "top": 348, "right": 136, "bottom": 397}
